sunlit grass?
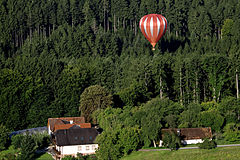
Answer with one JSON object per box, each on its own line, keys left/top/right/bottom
{"left": 121, "top": 146, "right": 240, "bottom": 160}
{"left": 35, "top": 152, "right": 54, "bottom": 160}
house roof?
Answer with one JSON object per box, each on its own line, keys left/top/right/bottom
{"left": 161, "top": 127, "right": 212, "bottom": 140}
{"left": 48, "top": 117, "right": 86, "bottom": 132}
{"left": 55, "top": 128, "right": 99, "bottom": 146}
{"left": 54, "top": 123, "right": 92, "bottom": 132}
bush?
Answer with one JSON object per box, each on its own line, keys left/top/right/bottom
{"left": 18, "top": 134, "right": 37, "bottom": 160}
{"left": 76, "top": 153, "right": 85, "bottom": 160}
{"left": 61, "top": 154, "right": 97, "bottom": 160}
{"left": 2, "top": 153, "right": 16, "bottom": 160}
{"left": 198, "top": 139, "right": 217, "bottom": 149}
{"left": 85, "top": 154, "right": 97, "bottom": 160}
{"left": 162, "top": 132, "right": 181, "bottom": 150}
{"left": 62, "top": 155, "right": 77, "bottom": 160}
{"left": 11, "top": 134, "right": 25, "bottom": 149}
{"left": 32, "top": 132, "right": 50, "bottom": 149}
{"left": 223, "top": 123, "right": 240, "bottom": 142}
{"left": 0, "top": 124, "right": 10, "bottom": 151}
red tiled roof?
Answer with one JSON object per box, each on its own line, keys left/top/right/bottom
{"left": 77, "top": 123, "right": 91, "bottom": 128}
{"left": 54, "top": 124, "right": 75, "bottom": 132}
{"left": 54, "top": 123, "right": 92, "bottom": 132}
{"left": 48, "top": 117, "right": 86, "bottom": 132}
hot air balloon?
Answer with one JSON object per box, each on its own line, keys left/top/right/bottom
{"left": 139, "top": 14, "right": 167, "bottom": 50}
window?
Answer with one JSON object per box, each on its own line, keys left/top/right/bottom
{"left": 89, "top": 136, "right": 93, "bottom": 141}
{"left": 75, "top": 137, "right": 78, "bottom": 140}
{"left": 92, "top": 145, "right": 97, "bottom": 150}
{"left": 78, "top": 146, "right": 82, "bottom": 151}
{"left": 81, "top": 137, "right": 84, "bottom": 141}
{"left": 86, "top": 146, "right": 90, "bottom": 151}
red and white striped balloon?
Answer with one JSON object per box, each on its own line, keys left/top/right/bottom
{"left": 139, "top": 14, "right": 167, "bottom": 50}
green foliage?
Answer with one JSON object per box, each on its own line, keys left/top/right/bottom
{"left": 118, "top": 82, "right": 149, "bottom": 106}
{"left": 221, "top": 19, "right": 234, "bottom": 40}
{"left": 198, "top": 139, "right": 217, "bottom": 149}
{"left": 218, "top": 97, "right": 240, "bottom": 124}
{"left": 95, "top": 126, "right": 141, "bottom": 160}
{"left": 11, "top": 133, "right": 49, "bottom": 159}
{"left": 79, "top": 85, "right": 113, "bottom": 122}
{"left": 162, "top": 132, "right": 181, "bottom": 150}
{"left": 223, "top": 123, "right": 240, "bottom": 142}
{"left": 62, "top": 155, "right": 77, "bottom": 160}
{"left": 199, "top": 110, "right": 224, "bottom": 132}
{"left": 140, "top": 98, "right": 181, "bottom": 147}
{"left": 18, "top": 134, "right": 37, "bottom": 160}
{"left": 84, "top": 154, "right": 97, "bottom": 160}
{"left": 59, "top": 153, "right": 97, "bottom": 160}
{"left": 1, "top": 0, "right": 240, "bottom": 149}
{"left": 95, "top": 130, "right": 121, "bottom": 160}
{"left": 11, "top": 134, "right": 24, "bottom": 150}
{"left": 201, "top": 101, "right": 218, "bottom": 111}
{"left": 179, "top": 103, "right": 201, "bottom": 128}
{"left": 118, "top": 127, "right": 141, "bottom": 155}
{"left": 0, "top": 124, "right": 10, "bottom": 151}
{"left": 201, "top": 54, "right": 230, "bottom": 102}
{"left": 32, "top": 132, "right": 50, "bottom": 150}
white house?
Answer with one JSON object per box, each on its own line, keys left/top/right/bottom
{"left": 54, "top": 127, "right": 99, "bottom": 159}
{"left": 47, "top": 117, "right": 99, "bottom": 159}
{"left": 159, "top": 127, "right": 212, "bottom": 147}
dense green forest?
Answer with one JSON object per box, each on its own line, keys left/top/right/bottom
{"left": 0, "top": 0, "right": 240, "bottom": 135}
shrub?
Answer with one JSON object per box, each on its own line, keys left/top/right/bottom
{"left": 62, "top": 155, "right": 77, "bottom": 160}
{"left": 76, "top": 153, "right": 85, "bottom": 160}
{"left": 199, "top": 110, "right": 224, "bottom": 132}
{"left": 223, "top": 123, "right": 240, "bottom": 142}
{"left": 162, "top": 132, "right": 181, "bottom": 150}
{"left": 198, "top": 139, "right": 217, "bottom": 149}
{"left": 11, "top": 134, "right": 25, "bottom": 149}
{"left": 61, "top": 154, "right": 97, "bottom": 160}
{"left": 18, "top": 134, "right": 37, "bottom": 160}
{"left": 2, "top": 153, "right": 16, "bottom": 160}
{"left": 0, "top": 124, "right": 10, "bottom": 151}
{"left": 85, "top": 154, "right": 97, "bottom": 160}
{"left": 32, "top": 132, "right": 50, "bottom": 149}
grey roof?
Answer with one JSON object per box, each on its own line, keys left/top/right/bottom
{"left": 10, "top": 126, "right": 48, "bottom": 137}
{"left": 55, "top": 128, "right": 98, "bottom": 146}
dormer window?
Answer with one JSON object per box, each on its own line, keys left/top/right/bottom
{"left": 89, "top": 136, "right": 93, "bottom": 141}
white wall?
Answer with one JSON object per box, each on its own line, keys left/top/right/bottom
{"left": 48, "top": 125, "right": 52, "bottom": 135}
{"left": 159, "top": 139, "right": 203, "bottom": 147}
{"left": 57, "top": 144, "right": 98, "bottom": 156}
{"left": 181, "top": 139, "right": 203, "bottom": 145}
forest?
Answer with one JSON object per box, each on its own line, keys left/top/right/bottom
{"left": 0, "top": 0, "right": 240, "bottom": 158}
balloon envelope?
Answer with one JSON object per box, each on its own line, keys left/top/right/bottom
{"left": 139, "top": 14, "right": 167, "bottom": 50}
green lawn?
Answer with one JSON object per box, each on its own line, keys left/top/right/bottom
{"left": 121, "top": 146, "right": 240, "bottom": 160}
{"left": 35, "top": 152, "right": 53, "bottom": 160}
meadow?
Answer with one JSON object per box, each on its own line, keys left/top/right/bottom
{"left": 121, "top": 146, "right": 240, "bottom": 160}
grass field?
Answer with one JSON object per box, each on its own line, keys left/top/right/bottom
{"left": 35, "top": 153, "right": 53, "bottom": 160}
{"left": 121, "top": 146, "right": 240, "bottom": 160}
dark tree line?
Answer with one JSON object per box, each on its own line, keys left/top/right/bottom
{"left": 0, "top": 0, "right": 240, "bottom": 132}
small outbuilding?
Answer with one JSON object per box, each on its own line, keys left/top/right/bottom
{"left": 159, "top": 127, "right": 212, "bottom": 147}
